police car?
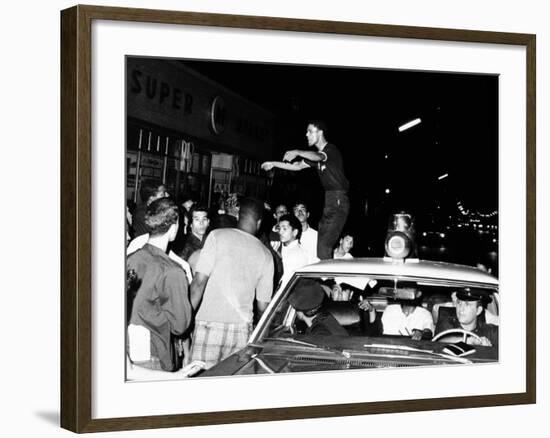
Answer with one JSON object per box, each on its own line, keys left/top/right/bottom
{"left": 200, "top": 214, "right": 499, "bottom": 377}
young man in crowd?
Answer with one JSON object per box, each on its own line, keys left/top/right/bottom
{"left": 269, "top": 204, "right": 289, "bottom": 242}
{"left": 293, "top": 202, "right": 319, "bottom": 263}
{"left": 278, "top": 213, "right": 310, "bottom": 285}
{"left": 189, "top": 197, "right": 274, "bottom": 369}
{"left": 178, "top": 205, "right": 210, "bottom": 261}
{"left": 262, "top": 120, "right": 349, "bottom": 260}
{"left": 333, "top": 232, "right": 355, "bottom": 259}
{"left": 126, "top": 198, "right": 193, "bottom": 372}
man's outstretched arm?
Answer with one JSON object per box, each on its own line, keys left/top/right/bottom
{"left": 283, "top": 149, "right": 326, "bottom": 162}
{"left": 261, "top": 160, "right": 309, "bottom": 172}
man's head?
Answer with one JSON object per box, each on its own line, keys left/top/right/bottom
{"left": 278, "top": 214, "right": 302, "bottom": 244}
{"left": 189, "top": 205, "right": 209, "bottom": 238}
{"left": 273, "top": 204, "right": 288, "bottom": 222}
{"left": 338, "top": 233, "right": 354, "bottom": 253}
{"left": 289, "top": 279, "right": 325, "bottom": 319}
{"left": 237, "top": 197, "right": 265, "bottom": 234}
{"left": 293, "top": 202, "right": 310, "bottom": 226}
{"left": 306, "top": 120, "right": 328, "bottom": 148}
{"left": 145, "top": 197, "right": 179, "bottom": 240}
{"left": 455, "top": 288, "right": 490, "bottom": 328}
{"left": 397, "top": 288, "right": 423, "bottom": 312}
{"left": 140, "top": 180, "right": 168, "bottom": 205}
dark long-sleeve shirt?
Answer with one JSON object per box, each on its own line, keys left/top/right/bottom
{"left": 308, "top": 311, "right": 349, "bottom": 337}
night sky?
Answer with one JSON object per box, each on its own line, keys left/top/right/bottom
{"left": 180, "top": 59, "right": 498, "bottom": 235}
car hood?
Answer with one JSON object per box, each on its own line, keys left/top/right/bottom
{"left": 199, "top": 335, "right": 498, "bottom": 377}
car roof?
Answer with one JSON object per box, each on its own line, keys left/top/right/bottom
{"left": 296, "top": 258, "right": 499, "bottom": 287}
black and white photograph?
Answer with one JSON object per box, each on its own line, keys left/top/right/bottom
{"left": 125, "top": 56, "right": 500, "bottom": 380}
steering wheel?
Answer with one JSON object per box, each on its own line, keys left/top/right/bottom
{"left": 432, "top": 328, "right": 481, "bottom": 343}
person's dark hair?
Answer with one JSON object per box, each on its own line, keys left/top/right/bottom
{"left": 278, "top": 213, "right": 302, "bottom": 241}
{"left": 139, "top": 179, "right": 164, "bottom": 204}
{"left": 308, "top": 120, "right": 328, "bottom": 138}
{"left": 189, "top": 205, "right": 209, "bottom": 218}
{"left": 293, "top": 201, "right": 309, "bottom": 212}
{"left": 339, "top": 230, "right": 354, "bottom": 240}
{"left": 145, "top": 197, "right": 179, "bottom": 236}
{"left": 238, "top": 197, "right": 265, "bottom": 222}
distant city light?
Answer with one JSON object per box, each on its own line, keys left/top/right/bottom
{"left": 438, "top": 173, "right": 449, "bottom": 180}
{"left": 398, "top": 118, "right": 422, "bottom": 132}
{"left": 385, "top": 188, "right": 391, "bottom": 194}
{"left": 384, "top": 154, "right": 389, "bottom": 159}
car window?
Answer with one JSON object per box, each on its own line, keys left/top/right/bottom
{"left": 258, "top": 274, "right": 498, "bottom": 341}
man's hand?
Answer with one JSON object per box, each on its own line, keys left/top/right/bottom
{"left": 283, "top": 150, "right": 299, "bottom": 162}
{"left": 411, "top": 329, "right": 423, "bottom": 341}
{"left": 270, "top": 241, "right": 281, "bottom": 253}
{"left": 261, "top": 161, "right": 275, "bottom": 171}
{"left": 358, "top": 299, "right": 374, "bottom": 312}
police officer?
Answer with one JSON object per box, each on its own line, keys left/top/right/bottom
{"left": 435, "top": 288, "right": 498, "bottom": 347}
{"left": 289, "top": 279, "right": 348, "bottom": 337}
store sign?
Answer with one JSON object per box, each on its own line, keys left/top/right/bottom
{"left": 211, "top": 153, "right": 233, "bottom": 170}
{"left": 129, "top": 69, "right": 194, "bottom": 114}
{"left": 127, "top": 58, "right": 275, "bottom": 159}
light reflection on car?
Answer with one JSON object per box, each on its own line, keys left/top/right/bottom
{"left": 199, "top": 258, "right": 499, "bottom": 377}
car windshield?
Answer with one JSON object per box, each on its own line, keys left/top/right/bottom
{"left": 257, "top": 274, "right": 499, "bottom": 348}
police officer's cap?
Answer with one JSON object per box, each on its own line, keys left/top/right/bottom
{"left": 456, "top": 287, "right": 492, "bottom": 304}
{"left": 288, "top": 279, "right": 325, "bottom": 312}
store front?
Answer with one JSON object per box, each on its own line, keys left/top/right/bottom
{"left": 126, "top": 57, "right": 276, "bottom": 207}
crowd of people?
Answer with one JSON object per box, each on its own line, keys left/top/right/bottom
{"left": 125, "top": 119, "right": 498, "bottom": 377}
{"left": 125, "top": 176, "right": 357, "bottom": 375}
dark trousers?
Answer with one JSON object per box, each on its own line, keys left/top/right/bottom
{"left": 317, "top": 190, "right": 350, "bottom": 259}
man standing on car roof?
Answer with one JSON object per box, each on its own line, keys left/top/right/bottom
{"left": 261, "top": 120, "right": 350, "bottom": 260}
{"left": 434, "top": 288, "right": 499, "bottom": 347}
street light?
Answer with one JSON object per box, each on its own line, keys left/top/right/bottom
{"left": 398, "top": 118, "right": 422, "bottom": 132}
